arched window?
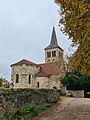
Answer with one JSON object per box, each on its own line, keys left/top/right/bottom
{"left": 29, "top": 75, "right": 31, "bottom": 84}
{"left": 52, "top": 51, "right": 56, "bottom": 57}
{"left": 16, "top": 74, "right": 19, "bottom": 83}
{"left": 37, "top": 82, "right": 39, "bottom": 88}
{"left": 59, "top": 51, "right": 63, "bottom": 58}
{"left": 47, "top": 52, "right": 51, "bottom": 58}
{"left": 59, "top": 52, "right": 61, "bottom": 57}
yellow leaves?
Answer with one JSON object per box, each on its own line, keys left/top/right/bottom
{"left": 67, "top": 43, "right": 90, "bottom": 75}
{"left": 55, "top": 0, "right": 90, "bottom": 74}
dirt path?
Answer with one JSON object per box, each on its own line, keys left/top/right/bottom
{"left": 30, "top": 97, "right": 90, "bottom": 120}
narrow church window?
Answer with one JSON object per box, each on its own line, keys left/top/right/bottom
{"left": 59, "top": 51, "right": 63, "bottom": 58}
{"left": 16, "top": 74, "right": 19, "bottom": 83}
{"left": 59, "top": 52, "right": 61, "bottom": 57}
{"left": 29, "top": 75, "right": 31, "bottom": 84}
{"left": 52, "top": 51, "right": 56, "bottom": 57}
{"left": 47, "top": 52, "right": 51, "bottom": 58}
{"left": 61, "top": 52, "right": 63, "bottom": 57}
{"left": 37, "top": 82, "right": 39, "bottom": 88}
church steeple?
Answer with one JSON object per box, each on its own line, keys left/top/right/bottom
{"left": 45, "top": 26, "right": 60, "bottom": 50}
{"left": 45, "top": 26, "right": 64, "bottom": 63}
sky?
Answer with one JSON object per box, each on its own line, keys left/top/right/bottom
{"left": 0, "top": 0, "right": 72, "bottom": 81}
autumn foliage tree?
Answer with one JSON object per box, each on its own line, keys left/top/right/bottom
{"left": 54, "top": 0, "right": 90, "bottom": 74}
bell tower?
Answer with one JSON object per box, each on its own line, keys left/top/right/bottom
{"left": 44, "top": 27, "right": 64, "bottom": 63}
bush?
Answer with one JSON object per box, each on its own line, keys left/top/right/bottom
{"left": 0, "top": 89, "right": 60, "bottom": 120}
{"left": 61, "top": 68, "right": 90, "bottom": 90}
{"left": 48, "top": 93, "right": 60, "bottom": 104}
{"left": 7, "top": 102, "right": 51, "bottom": 120}
{"left": 0, "top": 87, "right": 10, "bottom": 92}
{"left": 0, "top": 116, "right": 6, "bottom": 120}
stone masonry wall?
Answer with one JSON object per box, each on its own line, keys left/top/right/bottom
{"left": 11, "top": 65, "right": 40, "bottom": 88}
{"left": 0, "top": 89, "right": 59, "bottom": 117}
{"left": 67, "top": 90, "right": 84, "bottom": 98}
{"left": 45, "top": 48, "right": 63, "bottom": 63}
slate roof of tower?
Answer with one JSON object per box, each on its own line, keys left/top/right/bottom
{"left": 45, "top": 26, "right": 63, "bottom": 51}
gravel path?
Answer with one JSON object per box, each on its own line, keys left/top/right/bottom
{"left": 30, "top": 97, "right": 90, "bottom": 120}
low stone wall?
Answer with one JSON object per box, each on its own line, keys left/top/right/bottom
{"left": 66, "top": 90, "right": 84, "bottom": 98}
{"left": 0, "top": 89, "right": 59, "bottom": 117}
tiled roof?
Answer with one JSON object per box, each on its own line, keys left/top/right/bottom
{"left": 11, "top": 59, "right": 60, "bottom": 77}
{"left": 11, "top": 59, "right": 37, "bottom": 66}
{"left": 36, "top": 62, "right": 60, "bottom": 77}
{"left": 45, "top": 27, "right": 63, "bottom": 51}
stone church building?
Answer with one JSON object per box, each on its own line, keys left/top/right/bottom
{"left": 11, "top": 27, "right": 65, "bottom": 89}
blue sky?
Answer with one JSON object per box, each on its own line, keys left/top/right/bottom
{"left": 0, "top": 0, "right": 72, "bottom": 81}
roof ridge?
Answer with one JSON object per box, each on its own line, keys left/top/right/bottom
{"left": 11, "top": 59, "right": 37, "bottom": 66}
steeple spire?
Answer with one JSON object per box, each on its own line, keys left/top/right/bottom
{"left": 45, "top": 26, "right": 60, "bottom": 50}
{"left": 44, "top": 26, "right": 64, "bottom": 63}
{"left": 50, "top": 26, "right": 58, "bottom": 46}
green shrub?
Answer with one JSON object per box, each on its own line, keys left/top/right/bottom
{"left": 0, "top": 87, "right": 10, "bottom": 92}
{"left": 0, "top": 89, "right": 60, "bottom": 120}
{"left": 0, "top": 116, "right": 6, "bottom": 120}
{"left": 35, "top": 103, "right": 51, "bottom": 113}
{"left": 48, "top": 93, "right": 60, "bottom": 104}
{"left": 8, "top": 102, "right": 36, "bottom": 120}
{"left": 61, "top": 68, "right": 90, "bottom": 90}
{"left": 7, "top": 102, "right": 51, "bottom": 120}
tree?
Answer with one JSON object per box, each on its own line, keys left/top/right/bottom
{"left": 54, "top": 0, "right": 90, "bottom": 74}
{"left": 61, "top": 68, "right": 83, "bottom": 90}
{"left": 0, "top": 78, "right": 3, "bottom": 87}
{"left": 0, "top": 77, "right": 9, "bottom": 88}
{"left": 61, "top": 69, "right": 90, "bottom": 90}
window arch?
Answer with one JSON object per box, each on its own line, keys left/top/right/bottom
{"left": 47, "top": 52, "right": 51, "bottom": 58}
{"left": 16, "top": 74, "right": 19, "bottom": 83}
{"left": 59, "top": 51, "right": 63, "bottom": 58}
{"left": 37, "top": 82, "right": 39, "bottom": 88}
{"left": 52, "top": 51, "right": 56, "bottom": 57}
{"left": 59, "top": 52, "right": 61, "bottom": 57}
{"left": 29, "top": 75, "right": 31, "bottom": 84}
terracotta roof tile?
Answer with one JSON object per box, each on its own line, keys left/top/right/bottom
{"left": 11, "top": 59, "right": 37, "bottom": 67}
{"left": 36, "top": 62, "right": 59, "bottom": 77}
{"left": 11, "top": 59, "right": 60, "bottom": 77}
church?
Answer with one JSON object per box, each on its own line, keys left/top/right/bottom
{"left": 11, "top": 27, "right": 65, "bottom": 89}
